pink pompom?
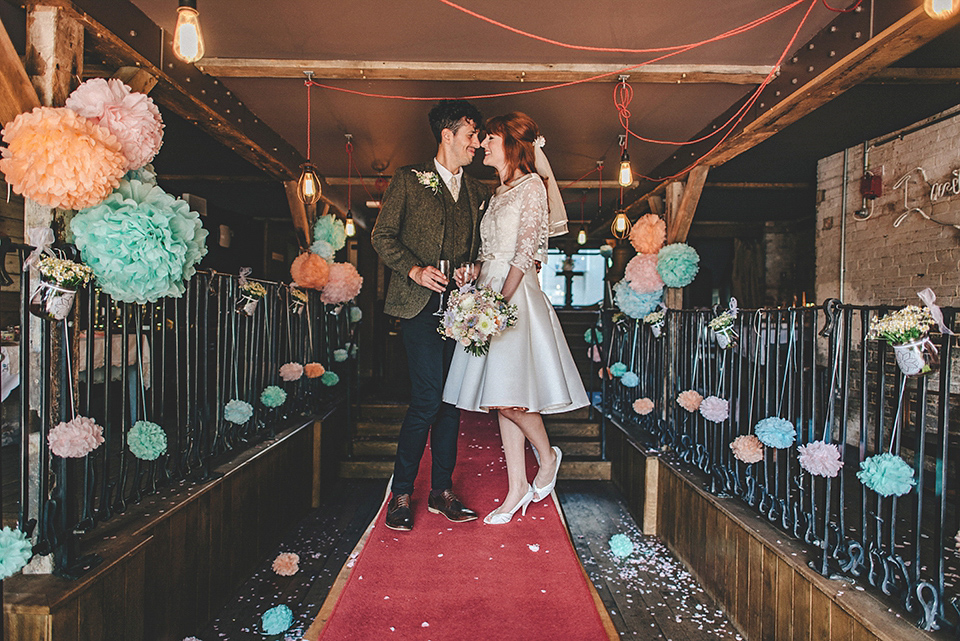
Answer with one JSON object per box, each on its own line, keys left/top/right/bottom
{"left": 676, "top": 390, "right": 703, "bottom": 412}
{"left": 629, "top": 213, "right": 666, "bottom": 254}
{"left": 587, "top": 345, "right": 601, "bottom": 363}
{"left": 321, "top": 262, "right": 363, "bottom": 304}
{"left": 633, "top": 398, "right": 655, "bottom": 415}
{"left": 279, "top": 362, "right": 303, "bottom": 381}
{"left": 0, "top": 107, "right": 126, "bottom": 210}
{"left": 66, "top": 78, "right": 163, "bottom": 170}
{"left": 291, "top": 253, "right": 330, "bottom": 290}
{"left": 272, "top": 552, "right": 299, "bottom": 576}
{"left": 699, "top": 396, "right": 729, "bottom": 422}
{"left": 797, "top": 441, "right": 843, "bottom": 478}
{"left": 48, "top": 416, "right": 104, "bottom": 458}
{"left": 730, "top": 435, "right": 764, "bottom": 464}
{"left": 304, "top": 363, "right": 326, "bottom": 378}
{"left": 624, "top": 254, "right": 664, "bottom": 294}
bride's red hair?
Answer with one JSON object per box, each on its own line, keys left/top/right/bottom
{"left": 485, "top": 112, "right": 540, "bottom": 180}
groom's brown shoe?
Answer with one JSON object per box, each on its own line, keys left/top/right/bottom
{"left": 385, "top": 494, "right": 413, "bottom": 531}
{"left": 428, "top": 489, "right": 478, "bottom": 522}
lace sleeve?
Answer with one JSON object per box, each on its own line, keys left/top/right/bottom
{"left": 509, "top": 177, "right": 548, "bottom": 271}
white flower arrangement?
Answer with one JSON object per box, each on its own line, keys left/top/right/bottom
{"left": 867, "top": 305, "right": 936, "bottom": 345}
{"left": 708, "top": 310, "right": 736, "bottom": 332}
{"left": 643, "top": 309, "right": 665, "bottom": 325}
{"left": 34, "top": 256, "right": 94, "bottom": 288}
{"left": 240, "top": 281, "right": 267, "bottom": 299}
{"left": 413, "top": 169, "right": 442, "bottom": 195}
{"left": 438, "top": 284, "right": 518, "bottom": 356}
{"left": 289, "top": 287, "right": 308, "bottom": 304}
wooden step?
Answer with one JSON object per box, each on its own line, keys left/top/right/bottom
{"left": 351, "top": 438, "right": 601, "bottom": 458}
{"left": 543, "top": 420, "right": 600, "bottom": 438}
{"left": 356, "top": 420, "right": 401, "bottom": 437}
{"left": 340, "top": 459, "right": 611, "bottom": 480}
{"left": 357, "top": 403, "right": 408, "bottom": 421}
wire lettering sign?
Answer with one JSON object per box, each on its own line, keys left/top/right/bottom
{"left": 892, "top": 166, "right": 960, "bottom": 230}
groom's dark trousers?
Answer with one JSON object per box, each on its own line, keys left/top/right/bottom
{"left": 392, "top": 291, "right": 459, "bottom": 496}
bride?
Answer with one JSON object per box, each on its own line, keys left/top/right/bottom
{"left": 443, "top": 112, "right": 589, "bottom": 524}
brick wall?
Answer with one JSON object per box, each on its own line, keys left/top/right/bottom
{"left": 816, "top": 111, "right": 960, "bottom": 307}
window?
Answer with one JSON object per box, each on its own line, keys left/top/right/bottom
{"left": 539, "top": 249, "right": 606, "bottom": 307}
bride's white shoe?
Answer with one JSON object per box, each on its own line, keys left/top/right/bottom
{"left": 532, "top": 447, "right": 562, "bottom": 502}
{"left": 484, "top": 484, "right": 534, "bottom": 525}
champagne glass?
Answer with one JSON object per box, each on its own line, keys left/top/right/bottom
{"left": 434, "top": 259, "right": 452, "bottom": 316}
{"left": 459, "top": 262, "right": 477, "bottom": 286}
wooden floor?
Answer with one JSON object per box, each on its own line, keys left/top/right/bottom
{"left": 194, "top": 479, "right": 742, "bottom": 640}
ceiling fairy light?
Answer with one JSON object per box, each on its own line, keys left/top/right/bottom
{"left": 924, "top": 0, "right": 960, "bottom": 19}
{"left": 173, "top": 0, "right": 205, "bottom": 63}
{"left": 577, "top": 226, "right": 587, "bottom": 245}
{"left": 344, "top": 134, "right": 356, "bottom": 237}
{"left": 297, "top": 72, "right": 321, "bottom": 206}
{"left": 618, "top": 134, "right": 633, "bottom": 188}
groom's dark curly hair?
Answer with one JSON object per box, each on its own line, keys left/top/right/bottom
{"left": 428, "top": 100, "right": 483, "bottom": 143}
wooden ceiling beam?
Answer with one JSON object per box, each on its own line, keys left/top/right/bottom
{"left": 868, "top": 67, "right": 960, "bottom": 83}
{"left": 0, "top": 14, "right": 40, "bottom": 125}
{"left": 197, "top": 59, "right": 773, "bottom": 84}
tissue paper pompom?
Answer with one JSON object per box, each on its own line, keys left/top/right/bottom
{"left": 333, "top": 349, "right": 349, "bottom": 363}
{"left": 857, "top": 452, "right": 916, "bottom": 497}
{"left": 588, "top": 345, "right": 601, "bottom": 362}
{"left": 629, "top": 213, "right": 666, "bottom": 254}
{"left": 599, "top": 244, "right": 614, "bottom": 258}
{"left": 304, "top": 363, "right": 326, "bottom": 378}
{"left": 609, "top": 533, "right": 634, "bottom": 558}
{"left": 261, "top": 605, "right": 293, "bottom": 635}
{"left": 633, "top": 398, "right": 654, "bottom": 415}
{"left": 625, "top": 254, "right": 664, "bottom": 294}
{"left": 260, "top": 386, "right": 287, "bottom": 408}
{"left": 677, "top": 390, "right": 703, "bottom": 412}
{"left": 657, "top": 243, "right": 700, "bottom": 288}
{"left": 754, "top": 417, "right": 796, "bottom": 449}
{"left": 730, "top": 435, "right": 764, "bottom": 464}
{"left": 610, "top": 362, "right": 628, "bottom": 377}
{"left": 290, "top": 252, "right": 330, "bottom": 290}
{"left": 349, "top": 306, "right": 363, "bottom": 323}
{"left": 621, "top": 372, "right": 639, "bottom": 388}
{"left": 584, "top": 327, "right": 603, "bottom": 345}
{"left": 798, "top": 441, "right": 843, "bottom": 478}
{"left": 321, "top": 371, "right": 340, "bottom": 386}
{"left": 314, "top": 215, "right": 346, "bottom": 252}
{"left": 310, "top": 238, "right": 335, "bottom": 262}
{"left": 66, "top": 78, "right": 163, "bottom": 170}
{"left": 124, "top": 163, "right": 156, "bottom": 185}
{"left": 321, "top": 262, "right": 363, "bottom": 304}
{"left": 127, "top": 420, "right": 167, "bottom": 460}
{"left": 272, "top": 552, "right": 300, "bottom": 576}
{"left": 699, "top": 396, "right": 728, "bottom": 422}
{"left": 223, "top": 400, "right": 253, "bottom": 424}
{"left": 48, "top": 416, "right": 104, "bottom": 458}
{"left": 0, "top": 107, "right": 125, "bottom": 210}
{"left": 0, "top": 527, "right": 32, "bottom": 579}
{"left": 70, "top": 179, "right": 208, "bottom": 303}
{"left": 279, "top": 362, "right": 304, "bottom": 381}
{"left": 614, "top": 279, "right": 663, "bottom": 319}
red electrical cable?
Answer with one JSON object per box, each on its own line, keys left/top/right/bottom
{"left": 346, "top": 139, "right": 353, "bottom": 209}
{"left": 305, "top": 82, "right": 312, "bottom": 161}
{"left": 559, "top": 165, "right": 601, "bottom": 192}
{"left": 821, "top": 0, "right": 863, "bottom": 12}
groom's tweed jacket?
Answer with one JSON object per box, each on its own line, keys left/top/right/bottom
{"left": 372, "top": 162, "right": 490, "bottom": 319}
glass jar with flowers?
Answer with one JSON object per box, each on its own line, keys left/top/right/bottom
{"left": 708, "top": 309, "right": 738, "bottom": 349}
{"left": 238, "top": 280, "right": 267, "bottom": 316}
{"left": 644, "top": 309, "right": 666, "bottom": 337}
{"left": 867, "top": 305, "right": 939, "bottom": 377}
{"left": 29, "top": 256, "right": 94, "bottom": 321}
{"left": 289, "top": 286, "right": 308, "bottom": 315}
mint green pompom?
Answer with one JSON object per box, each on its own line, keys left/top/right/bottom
{"left": 224, "top": 399, "right": 253, "bottom": 424}
{"left": 857, "top": 453, "right": 916, "bottom": 497}
{"left": 127, "top": 420, "right": 167, "bottom": 460}
{"left": 261, "top": 604, "right": 293, "bottom": 635}
{"left": 321, "top": 371, "right": 340, "bottom": 387}
{"left": 313, "top": 215, "right": 346, "bottom": 252}
{"left": 610, "top": 362, "right": 628, "bottom": 377}
{"left": 310, "top": 239, "right": 334, "bottom": 262}
{"left": 0, "top": 527, "right": 32, "bottom": 579}
{"left": 260, "top": 385, "right": 287, "bottom": 408}
{"left": 657, "top": 243, "right": 700, "bottom": 288}
{"left": 333, "top": 349, "right": 348, "bottom": 362}
{"left": 584, "top": 327, "right": 603, "bottom": 345}
{"left": 609, "top": 533, "right": 634, "bottom": 558}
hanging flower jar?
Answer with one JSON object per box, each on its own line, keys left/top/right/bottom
{"left": 644, "top": 309, "right": 665, "bottom": 337}
{"left": 237, "top": 280, "right": 267, "bottom": 316}
{"left": 29, "top": 256, "right": 93, "bottom": 321}
{"left": 708, "top": 310, "right": 737, "bottom": 350}
{"left": 290, "top": 286, "right": 308, "bottom": 315}
{"left": 868, "top": 305, "right": 939, "bottom": 377}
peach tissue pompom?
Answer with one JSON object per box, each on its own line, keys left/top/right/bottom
{"left": 290, "top": 252, "right": 330, "bottom": 290}
{"left": 632, "top": 398, "right": 655, "bottom": 415}
{"left": 629, "top": 213, "right": 666, "bottom": 254}
{"left": 798, "top": 441, "right": 844, "bottom": 478}
{"left": 0, "top": 107, "right": 125, "bottom": 210}
{"left": 677, "top": 390, "right": 703, "bottom": 412}
{"left": 304, "top": 363, "right": 326, "bottom": 378}
{"left": 279, "top": 362, "right": 304, "bottom": 381}
{"left": 66, "top": 78, "right": 164, "bottom": 170}
{"left": 321, "top": 262, "right": 364, "bottom": 304}
{"left": 624, "top": 254, "right": 664, "bottom": 294}
{"left": 48, "top": 416, "right": 104, "bottom": 458}
{"left": 730, "top": 434, "right": 764, "bottom": 464}
{"left": 272, "top": 552, "right": 300, "bottom": 576}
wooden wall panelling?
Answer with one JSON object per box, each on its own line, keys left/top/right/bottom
{"left": 123, "top": 548, "right": 145, "bottom": 641}
{"left": 775, "top": 557, "right": 794, "bottom": 641}
{"left": 76, "top": 578, "right": 104, "bottom": 641}
{"left": 143, "top": 517, "right": 173, "bottom": 640}
{"left": 746, "top": 533, "right": 764, "bottom": 639}
{"left": 810, "top": 587, "right": 832, "bottom": 640}
{"left": 831, "top": 602, "right": 854, "bottom": 641}
{"left": 761, "top": 547, "right": 778, "bottom": 641}
{"left": 734, "top": 526, "right": 750, "bottom": 635}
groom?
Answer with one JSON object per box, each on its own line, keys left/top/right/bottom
{"left": 371, "top": 100, "right": 489, "bottom": 531}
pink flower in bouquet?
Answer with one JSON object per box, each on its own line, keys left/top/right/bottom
{"left": 272, "top": 552, "right": 299, "bottom": 576}
{"left": 797, "top": 441, "right": 843, "bottom": 478}
{"left": 633, "top": 398, "right": 655, "bottom": 415}
{"left": 321, "top": 262, "right": 363, "bottom": 304}
{"left": 629, "top": 213, "right": 666, "bottom": 254}
{"left": 676, "top": 390, "right": 703, "bottom": 412}
{"left": 730, "top": 435, "right": 764, "bottom": 464}
{"left": 625, "top": 254, "right": 664, "bottom": 294}
{"left": 699, "top": 396, "right": 728, "bottom": 422}
{"left": 48, "top": 416, "right": 104, "bottom": 458}
{"left": 279, "top": 362, "right": 304, "bottom": 381}
{"left": 304, "top": 363, "right": 326, "bottom": 378}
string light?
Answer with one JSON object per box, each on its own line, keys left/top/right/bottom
{"left": 297, "top": 73, "right": 321, "bottom": 206}
{"left": 611, "top": 210, "right": 631, "bottom": 239}
{"left": 577, "top": 226, "right": 587, "bottom": 245}
{"left": 344, "top": 134, "right": 356, "bottom": 237}
{"left": 924, "top": 0, "right": 959, "bottom": 19}
{"left": 173, "top": 0, "right": 205, "bottom": 63}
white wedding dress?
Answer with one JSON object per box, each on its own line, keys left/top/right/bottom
{"left": 443, "top": 173, "right": 589, "bottom": 414}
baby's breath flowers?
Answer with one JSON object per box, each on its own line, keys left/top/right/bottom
{"left": 644, "top": 309, "right": 665, "bottom": 325}
{"left": 34, "top": 256, "right": 93, "bottom": 288}
{"left": 867, "top": 305, "right": 936, "bottom": 345}
{"left": 708, "top": 310, "right": 735, "bottom": 332}
{"left": 290, "top": 287, "right": 308, "bottom": 303}
{"left": 240, "top": 280, "right": 267, "bottom": 299}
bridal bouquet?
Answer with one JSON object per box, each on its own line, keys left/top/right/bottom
{"left": 439, "top": 284, "right": 518, "bottom": 356}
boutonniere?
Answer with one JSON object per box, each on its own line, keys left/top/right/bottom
{"left": 413, "top": 169, "right": 442, "bottom": 195}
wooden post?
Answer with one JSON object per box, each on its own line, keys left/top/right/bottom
{"left": 663, "top": 167, "right": 709, "bottom": 309}
{"left": 643, "top": 457, "right": 659, "bottom": 536}
{"left": 663, "top": 181, "right": 685, "bottom": 309}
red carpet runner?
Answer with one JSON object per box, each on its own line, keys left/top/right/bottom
{"left": 306, "top": 411, "right": 615, "bottom": 641}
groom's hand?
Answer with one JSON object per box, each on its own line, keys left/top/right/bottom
{"left": 409, "top": 265, "right": 448, "bottom": 293}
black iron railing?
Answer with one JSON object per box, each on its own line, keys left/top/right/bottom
{"left": 12, "top": 253, "right": 358, "bottom": 578}
{"left": 601, "top": 301, "right": 960, "bottom": 633}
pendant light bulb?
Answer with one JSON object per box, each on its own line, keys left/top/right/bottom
{"left": 173, "top": 0, "right": 205, "bottom": 63}
{"left": 924, "top": 0, "right": 959, "bottom": 18}
{"left": 344, "top": 211, "right": 356, "bottom": 237}
{"left": 577, "top": 226, "right": 587, "bottom": 245}
{"left": 611, "top": 210, "right": 631, "bottom": 239}
{"left": 618, "top": 148, "right": 633, "bottom": 187}
{"left": 297, "top": 163, "right": 321, "bottom": 206}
